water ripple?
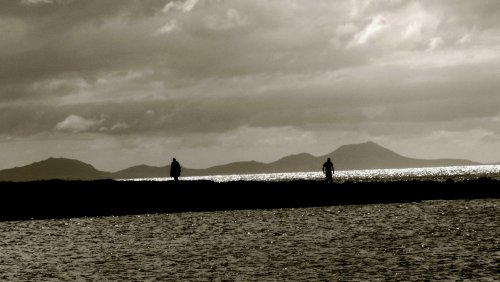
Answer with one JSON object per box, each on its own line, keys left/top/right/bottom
{"left": 0, "top": 199, "right": 498, "bottom": 280}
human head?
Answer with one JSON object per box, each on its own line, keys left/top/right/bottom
{"left": 327, "top": 158, "right": 331, "bottom": 161}
{"left": 173, "top": 158, "right": 176, "bottom": 161}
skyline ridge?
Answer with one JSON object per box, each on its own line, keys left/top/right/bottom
{"left": 2, "top": 141, "right": 485, "bottom": 173}
{"left": 0, "top": 141, "right": 487, "bottom": 181}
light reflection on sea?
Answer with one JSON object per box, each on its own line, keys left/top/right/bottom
{"left": 123, "top": 165, "right": 500, "bottom": 183}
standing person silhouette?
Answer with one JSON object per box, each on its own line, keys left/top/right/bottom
{"left": 170, "top": 158, "right": 181, "bottom": 181}
{"left": 322, "top": 158, "right": 334, "bottom": 184}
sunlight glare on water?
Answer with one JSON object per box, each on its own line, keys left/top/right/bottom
{"left": 123, "top": 165, "right": 500, "bottom": 183}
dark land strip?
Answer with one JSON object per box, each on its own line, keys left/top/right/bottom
{"left": 0, "top": 178, "right": 498, "bottom": 221}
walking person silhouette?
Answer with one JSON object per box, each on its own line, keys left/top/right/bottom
{"left": 322, "top": 158, "right": 334, "bottom": 184}
{"left": 170, "top": 158, "right": 181, "bottom": 181}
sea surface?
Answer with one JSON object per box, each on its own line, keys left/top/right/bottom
{"left": 0, "top": 199, "right": 498, "bottom": 280}
{"left": 128, "top": 164, "right": 500, "bottom": 182}
{"left": 1, "top": 165, "right": 499, "bottom": 280}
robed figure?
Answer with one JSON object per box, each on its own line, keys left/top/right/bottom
{"left": 322, "top": 158, "right": 334, "bottom": 184}
{"left": 170, "top": 158, "right": 181, "bottom": 181}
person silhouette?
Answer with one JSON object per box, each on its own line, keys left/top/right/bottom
{"left": 322, "top": 158, "right": 334, "bottom": 184}
{"left": 170, "top": 158, "right": 181, "bottom": 181}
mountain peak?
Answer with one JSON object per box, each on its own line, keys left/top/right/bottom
{"left": 38, "top": 157, "right": 91, "bottom": 165}
{"left": 335, "top": 141, "right": 384, "bottom": 151}
{"left": 329, "top": 141, "right": 479, "bottom": 170}
{"left": 0, "top": 157, "right": 108, "bottom": 181}
{"left": 329, "top": 141, "right": 410, "bottom": 169}
{"left": 0, "top": 142, "right": 482, "bottom": 180}
{"left": 274, "top": 152, "right": 316, "bottom": 163}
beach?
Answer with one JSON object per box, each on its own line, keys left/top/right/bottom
{"left": 1, "top": 178, "right": 498, "bottom": 221}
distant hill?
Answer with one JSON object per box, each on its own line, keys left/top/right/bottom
{"left": 112, "top": 165, "right": 206, "bottom": 179}
{"left": 326, "top": 141, "right": 479, "bottom": 170}
{"left": 0, "top": 142, "right": 483, "bottom": 181}
{"left": 169, "top": 141, "right": 480, "bottom": 177}
{"left": 0, "top": 158, "right": 110, "bottom": 181}
{"left": 195, "top": 161, "right": 268, "bottom": 176}
{"left": 267, "top": 153, "right": 320, "bottom": 172}
{"left": 112, "top": 164, "right": 169, "bottom": 179}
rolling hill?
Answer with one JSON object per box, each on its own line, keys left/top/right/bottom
{"left": 0, "top": 142, "right": 483, "bottom": 181}
{"left": 0, "top": 158, "right": 110, "bottom": 181}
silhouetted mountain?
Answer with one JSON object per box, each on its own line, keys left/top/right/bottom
{"left": 0, "top": 158, "right": 111, "bottom": 181}
{"left": 198, "top": 161, "right": 268, "bottom": 176}
{"left": 325, "top": 141, "right": 479, "bottom": 170}
{"left": 113, "top": 164, "right": 169, "bottom": 179}
{"left": 267, "top": 153, "right": 320, "bottom": 172}
{"left": 112, "top": 164, "right": 207, "bottom": 179}
{"left": 183, "top": 141, "right": 480, "bottom": 176}
{"left": 0, "top": 142, "right": 484, "bottom": 181}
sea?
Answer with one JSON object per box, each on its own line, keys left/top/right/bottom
{"left": 1, "top": 165, "right": 499, "bottom": 281}
{"left": 129, "top": 164, "right": 500, "bottom": 183}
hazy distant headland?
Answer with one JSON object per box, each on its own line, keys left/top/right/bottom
{"left": 0, "top": 141, "right": 483, "bottom": 182}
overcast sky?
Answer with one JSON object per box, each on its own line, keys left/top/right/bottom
{"left": 1, "top": 0, "right": 500, "bottom": 171}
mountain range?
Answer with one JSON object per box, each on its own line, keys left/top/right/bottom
{"left": 0, "top": 141, "right": 482, "bottom": 181}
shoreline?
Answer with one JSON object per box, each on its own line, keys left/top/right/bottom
{"left": 0, "top": 178, "right": 498, "bottom": 221}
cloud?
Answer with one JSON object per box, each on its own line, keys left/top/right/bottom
{"left": 428, "top": 37, "right": 445, "bottom": 51}
{"left": 55, "top": 115, "right": 104, "bottom": 133}
{"left": 3, "top": 0, "right": 497, "bottom": 102}
{"left": 456, "top": 34, "right": 471, "bottom": 45}
{"left": 156, "top": 19, "right": 178, "bottom": 34}
{"left": 1, "top": 0, "right": 500, "bottom": 170}
{"left": 110, "top": 122, "right": 130, "bottom": 131}
{"left": 162, "top": 0, "right": 198, "bottom": 13}
{"left": 348, "top": 15, "right": 389, "bottom": 47}
{"left": 205, "top": 8, "right": 249, "bottom": 30}
{"left": 21, "top": 0, "right": 52, "bottom": 4}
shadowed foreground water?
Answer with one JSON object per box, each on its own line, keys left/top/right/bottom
{"left": 0, "top": 199, "right": 498, "bottom": 280}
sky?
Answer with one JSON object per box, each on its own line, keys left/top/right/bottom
{"left": 1, "top": 0, "right": 500, "bottom": 172}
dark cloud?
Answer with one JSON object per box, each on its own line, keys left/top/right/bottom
{"left": 430, "top": 0, "right": 500, "bottom": 30}
{"left": 0, "top": 0, "right": 369, "bottom": 102}
{"left": 1, "top": 0, "right": 500, "bottom": 170}
{"left": 0, "top": 1, "right": 168, "bottom": 25}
